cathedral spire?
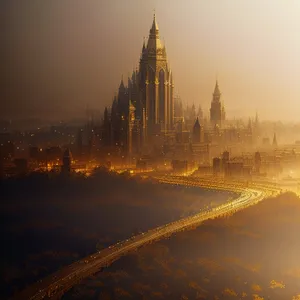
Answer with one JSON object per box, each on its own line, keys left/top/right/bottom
{"left": 142, "top": 37, "right": 146, "bottom": 50}
{"left": 150, "top": 12, "right": 159, "bottom": 35}
{"left": 147, "top": 13, "right": 164, "bottom": 58}
{"left": 213, "top": 80, "right": 221, "bottom": 97}
{"left": 194, "top": 117, "right": 200, "bottom": 129}
{"left": 119, "top": 75, "right": 125, "bottom": 94}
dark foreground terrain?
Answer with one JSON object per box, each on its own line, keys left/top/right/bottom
{"left": 63, "top": 192, "right": 300, "bottom": 300}
{"left": 0, "top": 170, "right": 233, "bottom": 299}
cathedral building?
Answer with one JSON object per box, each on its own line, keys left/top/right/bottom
{"left": 100, "top": 14, "right": 260, "bottom": 168}
{"left": 102, "top": 14, "right": 176, "bottom": 158}
{"left": 139, "top": 14, "right": 174, "bottom": 137}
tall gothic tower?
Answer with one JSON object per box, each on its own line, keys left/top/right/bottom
{"left": 210, "top": 81, "right": 225, "bottom": 128}
{"left": 139, "top": 14, "right": 174, "bottom": 140}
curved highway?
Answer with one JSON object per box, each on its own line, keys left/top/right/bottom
{"left": 12, "top": 177, "right": 281, "bottom": 300}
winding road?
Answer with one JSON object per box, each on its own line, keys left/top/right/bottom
{"left": 11, "top": 176, "right": 281, "bottom": 300}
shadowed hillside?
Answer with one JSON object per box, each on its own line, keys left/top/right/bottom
{"left": 0, "top": 170, "right": 233, "bottom": 299}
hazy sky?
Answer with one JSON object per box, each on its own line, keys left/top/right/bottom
{"left": 1, "top": 0, "right": 300, "bottom": 121}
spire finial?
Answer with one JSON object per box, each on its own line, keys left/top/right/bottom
{"left": 150, "top": 9, "right": 159, "bottom": 33}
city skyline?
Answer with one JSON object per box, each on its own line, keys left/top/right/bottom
{"left": 1, "top": 0, "right": 300, "bottom": 121}
{"left": 3, "top": 3, "right": 300, "bottom": 299}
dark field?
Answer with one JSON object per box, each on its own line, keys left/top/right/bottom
{"left": 63, "top": 192, "right": 300, "bottom": 300}
{"left": 0, "top": 170, "right": 233, "bottom": 299}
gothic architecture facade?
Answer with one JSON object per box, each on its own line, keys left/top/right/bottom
{"left": 98, "top": 14, "right": 261, "bottom": 168}
{"left": 139, "top": 14, "right": 174, "bottom": 137}
{"left": 102, "top": 14, "right": 175, "bottom": 158}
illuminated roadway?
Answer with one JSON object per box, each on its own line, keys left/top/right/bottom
{"left": 12, "top": 176, "right": 281, "bottom": 300}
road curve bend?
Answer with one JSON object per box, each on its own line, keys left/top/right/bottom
{"left": 12, "top": 177, "right": 280, "bottom": 300}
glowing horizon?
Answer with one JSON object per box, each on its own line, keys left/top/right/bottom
{"left": 1, "top": 0, "right": 300, "bottom": 121}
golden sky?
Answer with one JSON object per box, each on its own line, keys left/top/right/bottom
{"left": 1, "top": 0, "right": 300, "bottom": 121}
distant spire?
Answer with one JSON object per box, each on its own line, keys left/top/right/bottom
{"left": 119, "top": 75, "right": 125, "bottom": 92}
{"left": 127, "top": 72, "right": 132, "bottom": 87}
{"left": 142, "top": 37, "right": 146, "bottom": 49}
{"left": 150, "top": 11, "right": 159, "bottom": 35}
{"left": 213, "top": 80, "right": 221, "bottom": 96}
{"left": 193, "top": 117, "right": 200, "bottom": 129}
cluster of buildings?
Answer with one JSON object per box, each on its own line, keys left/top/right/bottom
{"left": 95, "top": 15, "right": 262, "bottom": 170}
{"left": 1, "top": 14, "right": 300, "bottom": 181}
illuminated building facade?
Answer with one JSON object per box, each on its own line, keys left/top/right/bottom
{"left": 102, "top": 14, "right": 176, "bottom": 158}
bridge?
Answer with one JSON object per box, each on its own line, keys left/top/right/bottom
{"left": 11, "top": 177, "right": 281, "bottom": 300}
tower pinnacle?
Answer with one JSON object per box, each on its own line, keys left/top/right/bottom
{"left": 213, "top": 80, "right": 221, "bottom": 97}
{"left": 150, "top": 12, "right": 159, "bottom": 35}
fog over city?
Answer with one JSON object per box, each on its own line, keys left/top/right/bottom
{"left": 1, "top": 0, "right": 300, "bottom": 121}
{"left": 2, "top": 2, "right": 300, "bottom": 300}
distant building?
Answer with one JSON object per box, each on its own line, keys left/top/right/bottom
{"left": 192, "top": 117, "right": 203, "bottom": 143}
{"left": 210, "top": 81, "right": 225, "bottom": 128}
{"left": 221, "top": 151, "right": 230, "bottom": 173}
{"left": 101, "top": 13, "right": 178, "bottom": 157}
{"left": 136, "top": 155, "right": 152, "bottom": 171}
{"left": 46, "top": 147, "right": 62, "bottom": 163}
{"left": 61, "top": 148, "right": 72, "bottom": 174}
{"left": 29, "top": 146, "right": 40, "bottom": 161}
{"left": 14, "top": 158, "right": 28, "bottom": 177}
{"left": 213, "top": 157, "right": 221, "bottom": 175}
{"left": 254, "top": 152, "right": 261, "bottom": 174}
{"left": 195, "top": 164, "right": 212, "bottom": 176}
{"left": 224, "top": 161, "right": 251, "bottom": 179}
{"left": 171, "top": 160, "right": 188, "bottom": 173}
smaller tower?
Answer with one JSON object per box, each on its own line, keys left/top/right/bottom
{"left": 192, "top": 117, "right": 202, "bottom": 143}
{"left": 210, "top": 80, "right": 225, "bottom": 128}
{"left": 222, "top": 150, "right": 230, "bottom": 173}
